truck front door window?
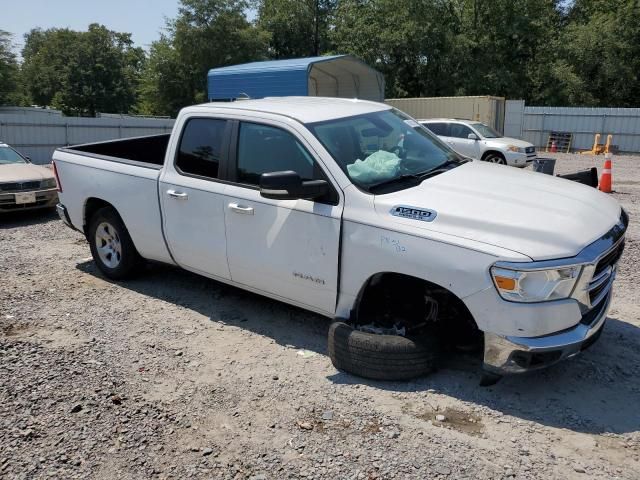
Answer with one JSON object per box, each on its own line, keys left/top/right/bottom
{"left": 236, "top": 123, "right": 317, "bottom": 185}
{"left": 176, "top": 118, "right": 226, "bottom": 179}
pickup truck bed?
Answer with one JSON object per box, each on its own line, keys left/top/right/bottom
{"left": 66, "top": 134, "right": 171, "bottom": 168}
{"left": 55, "top": 134, "right": 175, "bottom": 264}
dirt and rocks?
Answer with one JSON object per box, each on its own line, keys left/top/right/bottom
{"left": 1, "top": 153, "right": 639, "bottom": 480}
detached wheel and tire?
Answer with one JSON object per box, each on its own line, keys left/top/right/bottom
{"left": 88, "top": 206, "right": 142, "bottom": 280}
{"left": 484, "top": 153, "right": 507, "bottom": 165}
{"left": 328, "top": 322, "right": 439, "bottom": 381}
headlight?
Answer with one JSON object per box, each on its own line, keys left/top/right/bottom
{"left": 42, "top": 178, "right": 57, "bottom": 188}
{"left": 506, "top": 145, "right": 526, "bottom": 153}
{"left": 491, "top": 265, "right": 581, "bottom": 302}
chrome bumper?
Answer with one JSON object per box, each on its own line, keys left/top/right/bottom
{"left": 0, "top": 189, "right": 58, "bottom": 212}
{"left": 483, "top": 292, "right": 611, "bottom": 375}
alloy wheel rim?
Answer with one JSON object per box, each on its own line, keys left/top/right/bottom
{"left": 95, "top": 221, "right": 122, "bottom": 268}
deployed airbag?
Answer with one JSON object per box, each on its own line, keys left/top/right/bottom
{"left": 347, "top": 150, "right": 401, "bottom": 184}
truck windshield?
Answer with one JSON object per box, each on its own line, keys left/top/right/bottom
{"left": 0, "top": 146, "right": 28, "bottom": 165}
{"left": 308, "top": 109, "right": 461, "bottom": 193}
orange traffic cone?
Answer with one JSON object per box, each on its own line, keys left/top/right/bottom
{"left": 599, "top": 153, "right": 612, "bottom": 193}
{"left": 550, "top": 140, "right": 557, "bottom": 153}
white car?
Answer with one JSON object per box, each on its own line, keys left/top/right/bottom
{"left": 0, "top": 143, "right": 58, "bottom": 212}
{"left": 52, "top": 97, "right": 626, "bottom": 383}
{"left": 419, "top": 118, "right": 536, "bottom": 167}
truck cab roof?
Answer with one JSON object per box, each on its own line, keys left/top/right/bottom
{"left": 187, "top": 96, "right": 390, "bottom": 124}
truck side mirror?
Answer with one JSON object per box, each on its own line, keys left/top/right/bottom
{"left": 468, "top": 133, "right": 478, "bottom": 141}
{"left": 260, "top": 171, "right": 329, "bottom": 201}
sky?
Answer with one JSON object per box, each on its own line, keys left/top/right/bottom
{"left": 1, "top": 0, "right": 181, "bottom": 53}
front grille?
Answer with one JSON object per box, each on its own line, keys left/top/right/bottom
{"left": 525, "top": 146, "right": 535, "bottom": 154}
{"left": 587, "top": 239, "right": 625, "bottom": 306}
{"left": 0, "top": 181, "right": 41, "bottom": 192}
{"left": 594, "top": 240, "right": 625, "bottom": 278}
{"left": 580, "top": 290, "right": 609, "bottom": 326}
{"left": 589, "top": 280, "right": 609, "bottom": 305}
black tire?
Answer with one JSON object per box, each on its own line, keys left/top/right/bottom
{"left": 88, "top": 206, "right": 142, "bottom": 280}
{"left": 328, "top": 322, "right": 439, "bottom": 381}
{"left": 484, "top": 152, "right": 507, "bottom": 165}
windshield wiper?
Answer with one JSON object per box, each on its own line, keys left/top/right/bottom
{"left": 412, "top": 159, "right": 464, "bottom": 180}
{"left": 440, "top": 157, "right": 468, "bottom": 168}
{"left": 368, "top": 173, "right": 424, "bottom": 193}
{"left": 367, "top": 158, "right": 466, "bottom": 193}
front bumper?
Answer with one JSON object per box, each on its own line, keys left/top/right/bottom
{"left": 0, "top": 188, "right": 58, "bottom": 212}
{"left": 505, "top": 151, "right": 536, "bottom": 167}
{"left": 483, "top": 290, "right": 611, "bottom": 375}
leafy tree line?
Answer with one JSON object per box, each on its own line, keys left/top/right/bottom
{"left": 0, "top": 30, "right": 27, "bottom": 106}
{"left": 1, "top": 0, "right": 638, "bottom": 117}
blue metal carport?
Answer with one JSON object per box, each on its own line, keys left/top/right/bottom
{"left": 207, "top": 55, "right": 385, "bottom": 102}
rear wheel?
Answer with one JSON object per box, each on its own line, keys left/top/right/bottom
{"left": 485, "top": 153, "right": 507, "bottom": 165}
{"left": 88, "top": 207, "right": 142, "bottom": 279}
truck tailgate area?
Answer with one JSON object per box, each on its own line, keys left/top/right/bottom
{"left": 54, "top": 150, "right": 174, "bottom": 265}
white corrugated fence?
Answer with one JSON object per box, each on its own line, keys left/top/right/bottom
{"left": 0, "top": 108, "right": 175, "bottom": 165}
{"left": 506, "top": 104, "right": 640, "bottom": 152}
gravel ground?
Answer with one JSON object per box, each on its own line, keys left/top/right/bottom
{"left": 1, "top": 153, "right": 639, "bottom": 480}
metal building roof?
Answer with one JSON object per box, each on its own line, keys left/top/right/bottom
{"left": 207, "top": 55, "right": 384, "bottom": 102}
{"left": 208, "top": 55, "right": 346, "bottom": 76}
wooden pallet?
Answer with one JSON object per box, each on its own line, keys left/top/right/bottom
{"left": 546, "top": 131, "right": 573, "bottom": 153}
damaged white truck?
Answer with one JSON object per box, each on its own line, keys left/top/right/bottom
{"left": 52, "top": 97, "right": 627, "bottom": 384}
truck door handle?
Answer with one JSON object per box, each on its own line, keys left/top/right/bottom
{"left": 228, "top": 203, "right": 254, "bottom": 215}
{"left": 167, "top": 190, "right": 188, "bottom": 200}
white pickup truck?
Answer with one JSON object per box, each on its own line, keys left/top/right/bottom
{"left": 53, "top": 97, "right": 627, "bottom": 384}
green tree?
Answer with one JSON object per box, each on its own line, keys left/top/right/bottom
{"left": 59, "top": 24, "right": 145, "bottom": 116}
{"left": 257, "top": 0, "right": 336, "bottom": 58}
{"left": 544, "top": 0, "right": 640, "bottom": 106}
{"left": 21, "top": 25, "right": 145, "bottom": 115}
{"left": 137, "top": 37, "right": 193, "bottom": 116}
{"left": 332, "top": 0, "right": 458, "bottom": 98}
{"left": 21, "top": 28, "right": 79, "bottom": 107}
{"left": 450, "top": 0, "right": 563, "bottom": 101}
{"left": 332, "top": 0, "right": 565, "bottom": 102}
{"left": 171, "top": 0, "right": 269, "bottom": 101}
{"left": 0, "top": 30, "right": 26, "bottom": 105}
{"left": 138, "top": 0, "right": 269, "bottom": 116}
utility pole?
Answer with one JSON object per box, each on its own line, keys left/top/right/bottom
{"left": 314, "top": 0, "right": 319, "bottom": 56}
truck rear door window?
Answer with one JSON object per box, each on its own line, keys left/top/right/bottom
{"left": 176, "top": 118, "right": 227, "bottom": 179}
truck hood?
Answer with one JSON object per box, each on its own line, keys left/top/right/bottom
{"left": 374, "top": 161, "right": 621, "bottom": 261}
{"left": 482, "top": 137, "right": 533, "bottom": 148}
{"left": 0, "top": 163, "right": 54, "bottom": 183}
